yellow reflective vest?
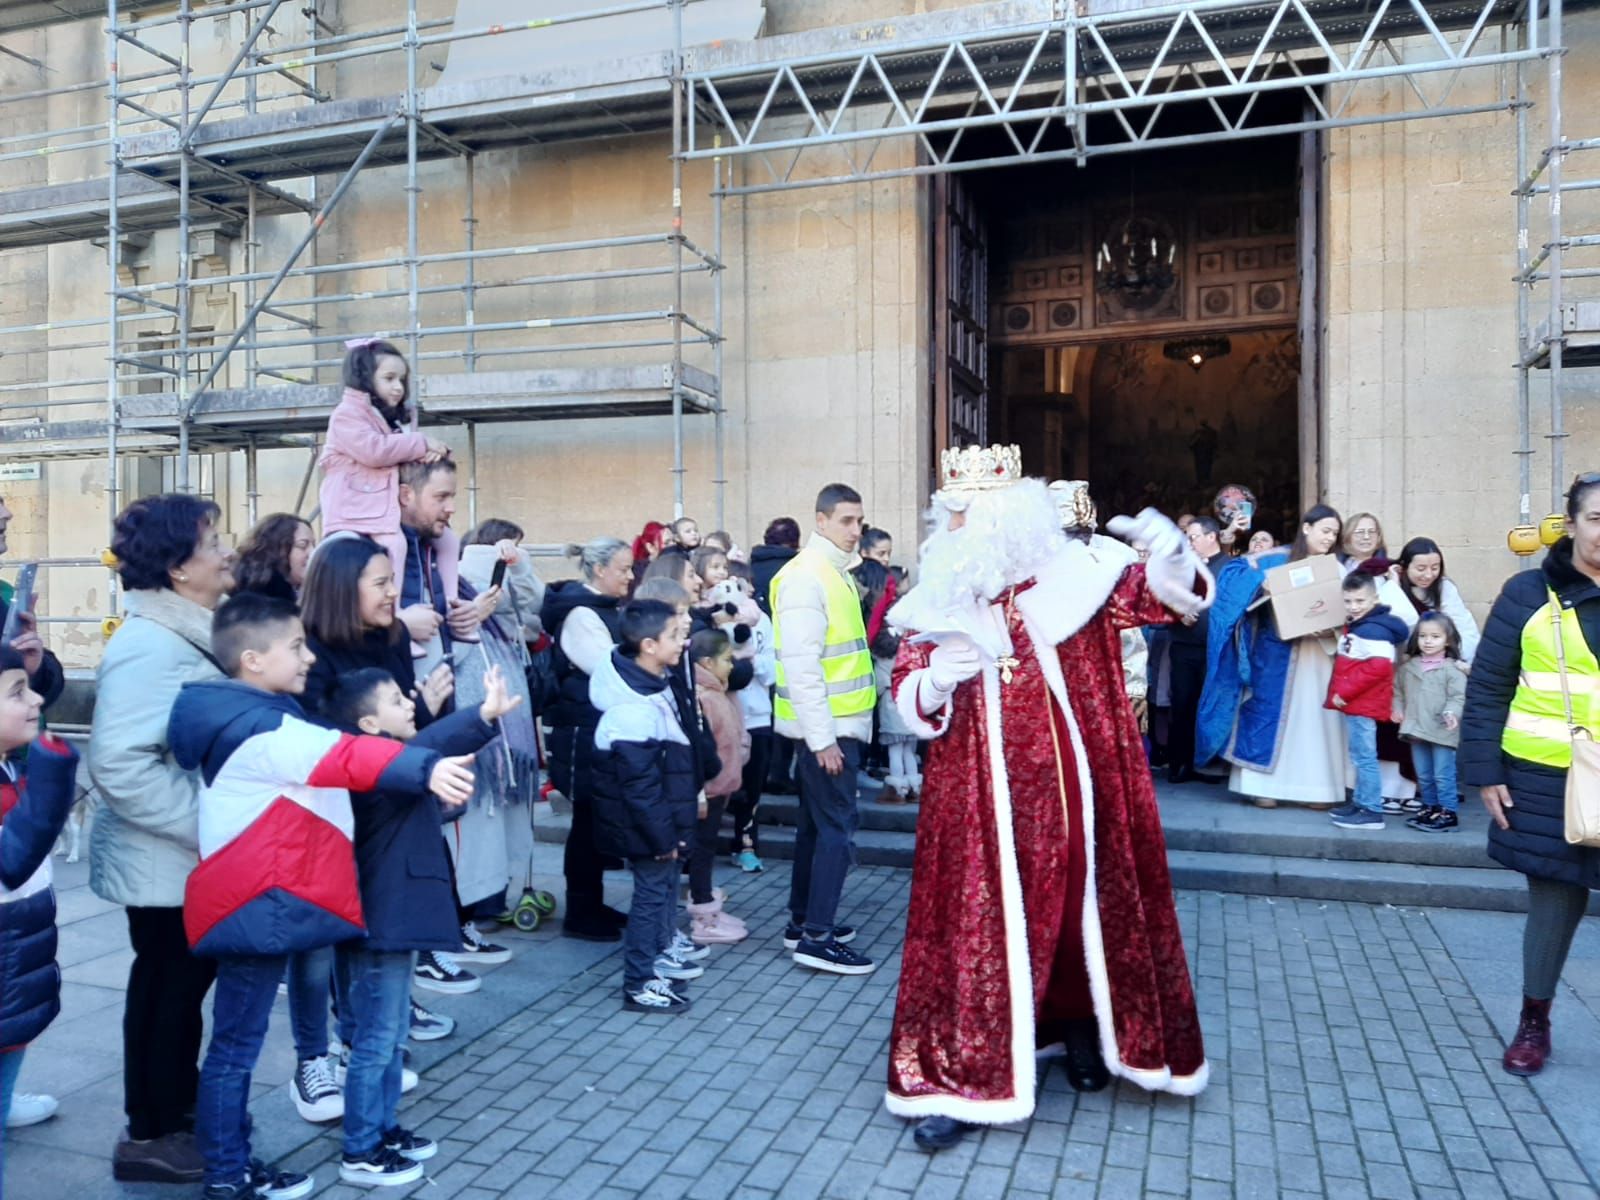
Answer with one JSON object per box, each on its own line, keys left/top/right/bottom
{"left": 770, "top": 550, "right": 875, "bottom": 724}
{"left": 1502, "top": 589, "right": 1600, "bottom": 768}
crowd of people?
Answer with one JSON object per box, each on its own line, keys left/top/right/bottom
{"left": 0, "top": 337, "right": 1594, "bottom": 1193}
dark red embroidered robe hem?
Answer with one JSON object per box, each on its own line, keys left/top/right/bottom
{"left": 885, "top": 546, "right": 1209, "bottom": 1124}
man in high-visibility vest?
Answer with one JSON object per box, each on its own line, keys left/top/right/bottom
{"left": 771, "top": 483, "right": 877, "bottom": 976}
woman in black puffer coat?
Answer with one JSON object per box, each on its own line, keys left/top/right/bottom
{"left": 1462, "top": 474, "right": 1600, "bottom": 1080}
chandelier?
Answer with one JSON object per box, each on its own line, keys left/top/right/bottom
{"left": 1095, "top": 215, "right": 1176, "bottom": 310}
{"left": 1163, "top": 335, "right": 1232, "bottom": 371}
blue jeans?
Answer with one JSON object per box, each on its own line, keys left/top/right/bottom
{"left": 287, "top": 947, "right": 332, "bottom": 1061}
{"left": 1411, "top": 740, "right": 1459, "bottom": 812}
{"left": 197, "top": 954, "right": 286, "bottom": 1186}
{"left": 338, "top": 944, "right": 414, "bottom": 1158}
{"left": 624, "top": 858, "right": 678, "bottom": 992}
{"left": 789, "top": 737, "right": 862, "bottom": 937}
{"left": 0, "top": 1045, "right": 24, "bottom": 1171}
{"left": 1345, "top": 715, "right": 1381, "bottom": 813}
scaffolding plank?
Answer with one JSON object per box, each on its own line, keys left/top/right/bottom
{"left": 0, "top": 365, "right": 718, "bottom": 461}
{"left": 0, "top": 0, "right": 165, "bottom": 35}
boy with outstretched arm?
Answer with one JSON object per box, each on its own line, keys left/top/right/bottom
{"left": 170, "top": 593, "right": 475, "bottom": 1200}
{"left": 322, "top": 663, "right": 520, "bottom": 1187}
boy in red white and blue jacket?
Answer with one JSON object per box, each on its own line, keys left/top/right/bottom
{"left": 1326, "top": 573, "right": 1410, "bottom": 829}
{"left": 168, "top": 593, "right": 475, "bottom": 1200}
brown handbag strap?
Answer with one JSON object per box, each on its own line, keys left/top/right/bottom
{"left": 1548, "top": 587, "right": 1583, "bottom": 736}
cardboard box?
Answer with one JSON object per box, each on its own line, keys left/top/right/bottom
{"left": 1252, "top": 555, "right": 1345, "bottom": 640}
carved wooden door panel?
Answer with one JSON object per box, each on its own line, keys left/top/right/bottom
{"left": 933, "top": 174, "right": 989, "bottom": 457}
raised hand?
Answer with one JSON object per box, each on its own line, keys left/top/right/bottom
{"left": 430, "top": 754, "right": 476, "bottom": 807}
{"left": 478, "top": 664, "right": 525, "bottom": 723}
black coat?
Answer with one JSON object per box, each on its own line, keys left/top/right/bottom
{"left": 750, "top": 545, "right": 798, "bottom": 618}
{"left": 345, "top": 709, "right": 497, "bottom": 952}
{"left": 0, "top": 736, "right": 78, "bottom": 1049}
{"left": 590, "top": 652, "right": 698, "bottom": 860}
{"left": 303, "top": 628, "right": 433, "bottom": 729}
{"left": 540, "top": 581, "right": 623, "bottom": 803}
{"left": 1462, "top": 539, "right": 1600, "bottom": 888}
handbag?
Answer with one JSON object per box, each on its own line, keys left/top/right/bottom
{"left": 1546, "top": 588, "right": 1600, "bottom": 847}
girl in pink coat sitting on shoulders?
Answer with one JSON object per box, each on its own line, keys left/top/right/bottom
{"left": 320, "top": 338, "right": 460, "bottom": 606}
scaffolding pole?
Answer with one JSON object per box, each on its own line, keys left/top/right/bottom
{"left": 105, "top": 0, "right": 121, "bottom": 619}
{"left": 671, "top": 0, "right": 687, "bottom": 518}
{"left": 1545, "top": 0, "right": 1566, "bottom": 513}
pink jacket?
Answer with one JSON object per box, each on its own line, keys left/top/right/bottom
{"left": 319, "top": 388, "right": 430, "bottom": 535}
{"left": 695, "top": 664, "right": 749, "bottom": 801}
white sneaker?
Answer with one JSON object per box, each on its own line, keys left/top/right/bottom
{"left": 5, "top": 1093, "right": 58, "bottom": 1128}
{"left": 413, "top": 950, "right": 480, "bottom": 994}
{"left": 291, "top": 1055, "right": 343, "bottom": 1122}
{"left": 669, "top": 929, "right": 711, "bottom": 962}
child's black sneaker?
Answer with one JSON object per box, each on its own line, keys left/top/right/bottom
{"left": 458, "top": 922, "right": 512, "bottom": 964}
{"left": 624, "top": 978, "right": 691, "bottom": 1013}
{"left": 202, "top": 1183, "right": 261, "bottom": 1200}
{"left": 408, "top": 999, "right": 454, "bottom": 1041}
{"left": 668, "top": 929, "right": 711, "bottom": 962}
{"left": 1405, "top": 805, "right": 1441, "bottom": 830}
{"left": 339, "top": 1145, "right": 425, "bottom": 1188}
{"left": 652, "top": 946, "right": 705, "bottom": 980}
{"left": 249, "top": 1159, "right": 315, "bottom": 1200}
{"left": 383, "top": 1126, "right": 437, "bottom": 1162}
{"left": 782, "top": 923, "right": 856, "bottom": 950}
{"left": 1381, "top": 796, "right": 1406, "bottom": 815}
{"left": 414, "top": 950, "right": 480, "bottom": 994}
{"left": 290, "top": 1054, "right": 342, "bottom": 1122}
{"left": 1412, "top": 807, "right": 1460, "bottom": 832}
{"left": 793, "top": 937, "right": 876, "bottom": 975}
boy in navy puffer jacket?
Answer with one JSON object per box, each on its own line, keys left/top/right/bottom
{"left": 0, "top": 644, "right": 79, "bottom": 1183}
{"left": 590, "top": 600, "right": 700, "bottom": 1014}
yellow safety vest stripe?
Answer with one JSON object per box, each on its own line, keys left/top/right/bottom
{"left": 772, "top": 552, "right": 875, "bottom": 722}
{"left": 1502, "top": 593, "right": 1600, "bottom": 768}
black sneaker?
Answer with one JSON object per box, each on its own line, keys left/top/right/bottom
{"left": 1405, "top": 805, "right": 1441, "bottom": 830}
{"left": 202, "top": 1184, "right": 261, "bottom": 1200}
{"left": 1381, "top": 796, "right": 1406, "bottom": 815}
{"left": 408, "top": 999, "right": 454, "bottom": 1041}
{"left": 340, "top": 1145, "right": 425, "bottom": 1187}
{"left": 793, "top": 937, "right": 876, "bottom": 975}
{"left": 623, "top": 978, "right": 691, "bottom": 1013}
{"left": 413, "top": 950, "right": 480, "bottom": 994}
{"left": 249, "top": 1159, "right": 315, "bottom": 1200}
{"left": 458, "top": 922, "right": 512, "bottom": 964}
{"left": 1331, "top": 808, "right": 1385, "bottom": 830}
{"left": 290, "top": 1054, "right": 342, "bottom": 1122}
{"left": 782, "top": 923, "right": 857, "bottom": 950}
{"left": 383, "top": 1126, "right": 437, "bottom": 1162}
{"left": 1413, "top": 807, "right": 1460, "bottom": 833}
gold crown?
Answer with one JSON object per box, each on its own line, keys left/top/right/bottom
{"left": 938, "top": 444, "right": 1023, "bottom": 494}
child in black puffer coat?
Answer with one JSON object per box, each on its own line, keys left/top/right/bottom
{"left": 0, "top": 643, "right": 80, "bottom": 1175}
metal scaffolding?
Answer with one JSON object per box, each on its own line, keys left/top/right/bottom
{"left": 0, "top": 0, "right": 1594, "bottom": 636}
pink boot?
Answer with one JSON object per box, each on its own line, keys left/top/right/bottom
{"left": 688, "top": 898, "right": 748, "bottom": 944}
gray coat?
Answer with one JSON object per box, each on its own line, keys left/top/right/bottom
{"left": 1394, "top": 656, "right": 1467, "bottom": 749}
{"left": 87, "top": 589, "right": 222, "bottom": 908}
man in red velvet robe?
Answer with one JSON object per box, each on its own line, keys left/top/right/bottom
{"left": 885, "top": 448, "right": 1211, "bottom": 1151}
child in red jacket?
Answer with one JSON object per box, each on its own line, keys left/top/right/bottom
{"left": 1326, "top": 573, "right": 1410, "bottom": 830}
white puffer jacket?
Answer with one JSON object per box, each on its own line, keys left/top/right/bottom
{"left": 88, "top": 589, "right": 223, "bottom": 908}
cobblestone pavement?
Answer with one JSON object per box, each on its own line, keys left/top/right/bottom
{"left": 10, "top": 849, "right": 1600, "bottom": 1199}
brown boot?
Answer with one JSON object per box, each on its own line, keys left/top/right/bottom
{"left": 1502, "top": 996, "right": 1553, "bottom": 1077}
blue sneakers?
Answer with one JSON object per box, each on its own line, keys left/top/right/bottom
{"left": 1331, "top": 808, "right": 1385, "bottom": 830}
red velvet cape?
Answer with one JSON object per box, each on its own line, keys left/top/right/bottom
{"left": 886, "top": 548, "right": 1208, "bottom": 1123}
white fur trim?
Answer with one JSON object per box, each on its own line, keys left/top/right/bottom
{"left": 895, "top": 669, "right": 951, "bottom": 739}
{"left": 885, "top": 658, "right": 1038, "bottom": 1124}
{"left": 1026, "top": 611, "right": 1210, "bottom": 1097}
{"left": 1013, "top": 542, "right": 1127, "bottom": 648}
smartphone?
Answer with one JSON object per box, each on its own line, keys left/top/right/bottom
{"left": 490, "top": 559, "right": 508, "bottom": 590}
{"left": 1, "top": 562, "right": 37, "bottom": 647}
{"left": 1237, "top": 501, "right": 1255, "bottom": 522}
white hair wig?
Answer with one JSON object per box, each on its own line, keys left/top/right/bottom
{"left": 906, "top": 477, "right": 1068, "bottom": 616}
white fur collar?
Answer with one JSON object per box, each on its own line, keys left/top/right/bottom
{"left": 890, "top": 540, "right": 1128, "bottom": 657}
{"left": 1012, "top": 540, "right": 1128, "bottom": 648}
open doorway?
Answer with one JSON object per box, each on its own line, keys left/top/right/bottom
{"left": 929, "top": 101, "right": 1314, "bottom": 539}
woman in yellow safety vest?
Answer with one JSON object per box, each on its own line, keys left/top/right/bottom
{"left": 1461, "top": 472, "right": 1600, "bottom": 1080}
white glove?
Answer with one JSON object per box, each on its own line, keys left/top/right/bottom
{"left": 1105, "top": 508, "right": 1214, "bottom": 618}
{"left": 928, "top": 639, "right": 982, "bottom": 692}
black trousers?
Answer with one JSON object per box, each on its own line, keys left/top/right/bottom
{"left": 729, "top": 728, "right": 774, "bottom": 853}
{"left": 689, "top": 794, "right": 729, "bottom": 904}
{"left": 1167, "top": 642, "right": 1208, "bottom": 774}
{"left": 123, "top": 905, "right": 218, "bottom": 1141}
